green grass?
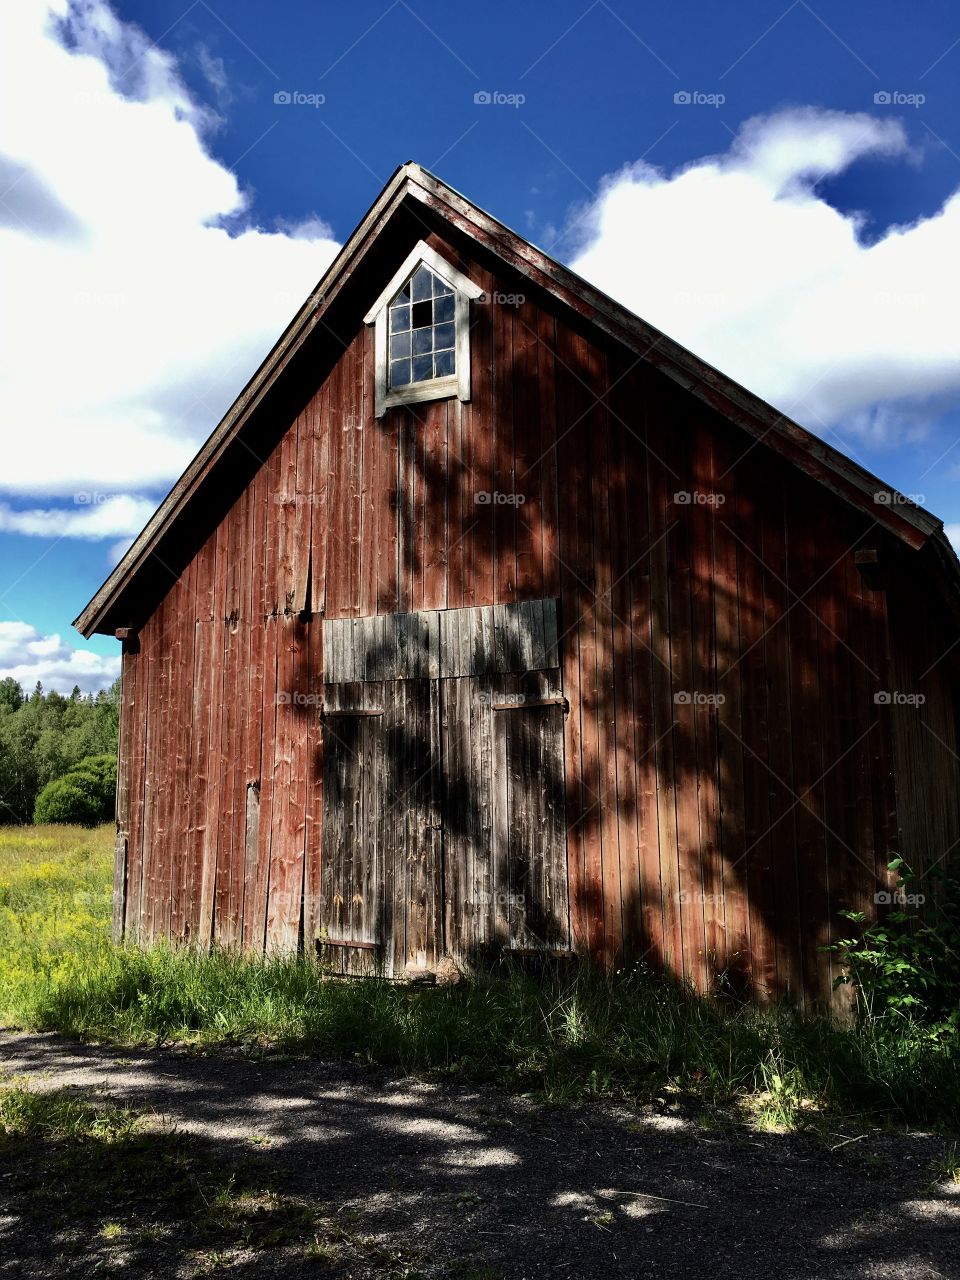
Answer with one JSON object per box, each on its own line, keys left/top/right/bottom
{"left": 1, "top": 824, "right": 959, "bottom": 1130}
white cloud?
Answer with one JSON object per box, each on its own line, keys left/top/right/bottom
{"left": 569, "top": 108, "right": 960, "bottom": 444}
{"left": 0, "top": 494, "right": 156, "bottom": 538}
{"left": 946, "top": 524, "right": 960, "bottom": 555}
{"left": 0, "top": 0, "right": 340, "bottom": 498}
{"left": 0, "top": 621, "right": 119, "bottom": 694}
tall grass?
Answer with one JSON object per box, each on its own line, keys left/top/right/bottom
{"left": 1, "top": 825, "right": 958, "bottom": 1128}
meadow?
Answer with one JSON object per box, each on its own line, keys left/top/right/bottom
{"left": 1, "top": 824, "right": 958, "bottom": 1131}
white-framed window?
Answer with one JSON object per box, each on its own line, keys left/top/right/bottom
{"left": 364, "top": 240, "right": 484, "bottom": 418}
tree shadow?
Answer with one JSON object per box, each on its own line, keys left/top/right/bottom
{"left": 2, "top": 1035, "right": 959, "bottom": 1279}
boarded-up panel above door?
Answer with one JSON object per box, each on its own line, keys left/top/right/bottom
{"left": 322, "top": 598, "right": 559, "bottom": 683}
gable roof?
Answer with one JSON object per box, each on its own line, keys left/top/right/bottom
{"left": 74, "top": 161, "right": 959, "bottom": 637}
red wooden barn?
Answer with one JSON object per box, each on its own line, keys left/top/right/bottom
{"left": 75, "top": 163, "right": 960, "bottom": 1004}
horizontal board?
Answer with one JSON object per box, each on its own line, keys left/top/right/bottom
{"left": 323, "top": 598, "right": 559, "bottom": 683}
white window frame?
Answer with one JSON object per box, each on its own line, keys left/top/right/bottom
{"left": 363, "top": 240, "right": 484, "bottom": 418}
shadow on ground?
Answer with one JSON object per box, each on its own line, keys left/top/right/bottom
{"left": 1, "top": 1031, "right": 958, "bottom": 1279}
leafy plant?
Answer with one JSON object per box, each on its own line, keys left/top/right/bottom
{"left": 33, "top": 753, "right": 116, "bottom": 826}
{"left": 826, "top": 858, "right": 960, "bottom": 1042}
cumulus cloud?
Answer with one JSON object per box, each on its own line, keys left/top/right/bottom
{"left": 0, "top": 621, "right": 119, "bottom": 694}
{"left": 0, "top": 0, "right": 340, "bottom": 498}
{"left": 0, "top": 495, "right": 156, "bottom": 539}
{"left": 569, "top": 108, "right": 960, "bottom": 444}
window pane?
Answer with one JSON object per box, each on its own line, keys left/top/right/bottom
{"left": 433, "top": 274, "right": 453, "bottom": 298}
{"left": 411, "top": 299, "right": 432, "bottom": 329}
{"left": 390, "top": 332, "right": 410, "bottom": 360}
{"left": 390, "top": 358, "right": 411, "bottom": 387}
{"left": 412, "top": 355, "right": 433, "bottom": 382}
{"left": 434, "top": 293, "right": 455, "bottom": 323}
{"left": 389, "top": 304, "right": 410, "bottom": 332}
{"left": 433, "top": 322, "right": 455, "bottom": 351}
{"left": 434, "top": 349, "right": 455, "bottom": 378}
{"left": 411, "top": 265, "right": 433, "bottom": 303}
{"left": 413, "top": 327, "right": 433, "bottom": 355}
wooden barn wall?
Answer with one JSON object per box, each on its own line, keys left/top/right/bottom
{"left": 886, "top": 569, "right": 960, "bottom": 882}
{"left": 113, "top": 230, "right": 951, "bottom": 1003}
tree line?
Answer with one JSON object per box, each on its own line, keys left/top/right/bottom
{"left": 0, "top": 677, "right": 119, "bottom": 825}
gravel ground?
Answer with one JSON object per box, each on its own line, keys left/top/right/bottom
{"left": 1, "top": 1030, "right": 959, "bottom": 1279}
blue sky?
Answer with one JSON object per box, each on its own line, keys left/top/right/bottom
{"left": 2, "top": 0, "right": 960, "bottom": 691}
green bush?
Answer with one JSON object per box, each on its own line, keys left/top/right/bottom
{"left": 827, "top": 858, "right": 960, "bottom": 1042}
{"left": 33, "top": 754, "right": 116, "bottom": 827}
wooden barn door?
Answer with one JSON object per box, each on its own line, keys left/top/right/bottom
{"left": 442, "top": 670, "right": 569, "bottom": 958}
{"left": 320, "top": 678, "right": 442, "bottom": 975}
{"left": 320, "top": 601, "right": 569, "bottom": 975}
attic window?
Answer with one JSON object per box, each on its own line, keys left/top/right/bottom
{"left": 364, "top": 240, "right": 484, "bottom": 417}
{"left": 389, "top": 265, "right": 456, "bottom": 388}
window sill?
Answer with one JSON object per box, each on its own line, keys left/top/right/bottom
{"left": 382, "top": 375, "right": 461, "bottom": 413}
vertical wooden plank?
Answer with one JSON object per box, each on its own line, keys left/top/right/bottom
{"left": 663, "top": 402, "right": 708, "bottom": 992}
{"left": 112, "top": 646, "right": 135, "bottom": 941}
{"left": 490, "top": 677, "right": 511, "bottom": 947}
{"left": 493, "top": 296, "right": 516, "bottom": 604}
{"left": 513, "top": 298, "right": 542, "bottom": 599}
{"left": 123, "top": 640, "right": 148, "bottom": 945}
{"left": 468, "top": 265, "right": 496, "bottom": 608}
{"left": 248, "top": 615, "right": 279, "bottom": 950}
{"left": 606, "top": 358, "right": 645, "bottom": 968}
{"left": 713, "top": 432, "right": 749, "bottom": 991}
{"left": 537, "top": 307, "right": 561, "bottom": 601}
{"left": 277, "top": 419, "right": 299, "bottom": 615}
{"left": 554, "top": 322, "right": 589, "bottom": 957}
{"left": 359, "top": 322, "right": 380, "bottom": 620}
{"left": 447, "top": 396, "right": 468, "bottom": 610}
{"left": 169, "top": 561, "right": 197, "bottom": 944}
{"left": 588, "top": 349, "right": 623, "bottom": 968}
{"left": 645, "top": 382, "right": 683, "bottom": 980}
{"left": 266, "top": 615, "right": 308, "bottom": 950}
{"left": 293, "top": 405, "right": 315, "bottom": 613}
{"left": 213, "top": 618, "right": 241, "bottom": 946}
{"left": 785, "top": 477, "right": 829, "bottom": 1007}
{"left": 758, "top": 469, "right": 803, "bottom": 1000}
{"left": 342, "top": 332, "right": 364, "bottom": 618}
{"left": 185, "top": 620, "right": 210, "bottom": 945}
{"left": 309, "top": 381, "right": 330, "bottom": 618}
{"left": 376, "top": 405, "right": 400, "bottom": 616}
{"left": 730, "top": 444, "right": 776, "bottom": 997}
